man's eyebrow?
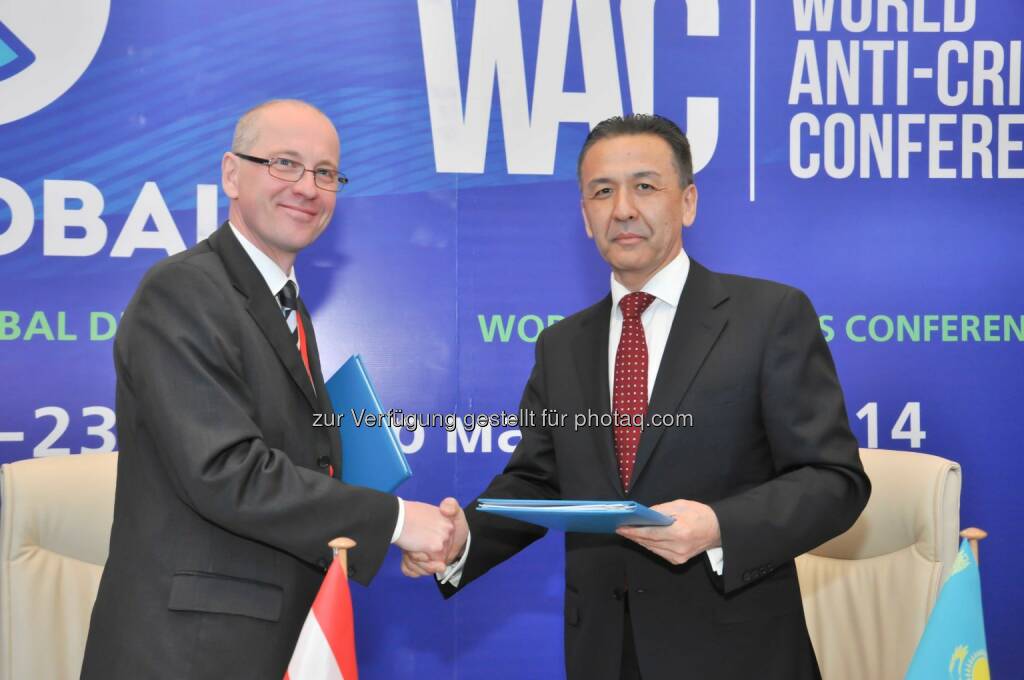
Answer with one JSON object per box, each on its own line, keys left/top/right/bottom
{"left": 268, "top": 149, "right": 338, "bottom": 169}
{"left": 585, "top": 170, "right": 663, "bottom": 190}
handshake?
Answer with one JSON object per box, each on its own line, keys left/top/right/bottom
{"left": 394, "top": 498, "right": 469, "bottom": 578}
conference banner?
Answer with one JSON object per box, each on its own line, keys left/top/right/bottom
{"left": 0, "top": 1, "right": 1019, "bottom": 676}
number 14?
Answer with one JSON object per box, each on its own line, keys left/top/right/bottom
{"left": 855, "top": 402, "right": 926, "bottom": 449}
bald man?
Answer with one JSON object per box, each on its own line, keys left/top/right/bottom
{"left": 81, "top": 100, "right": 454, "bottom": 680}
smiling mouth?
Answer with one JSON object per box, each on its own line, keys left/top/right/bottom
{"left": 280, "top": 204, "right": 317, "bottom": 217}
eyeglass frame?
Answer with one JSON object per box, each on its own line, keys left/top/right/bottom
{"left": 232, "top": 152, "right": 349, "bottom": 192}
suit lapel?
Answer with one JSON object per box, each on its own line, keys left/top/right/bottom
{"left": 572, "top": 295, "right": 624, "bottom": 497}
{"left": 208, "top": 224, "right": 320, "bottom": 411}
{"left": 299, "top": 298, "right": 343, "bottom": 472}
{"left": 629, "top": 261, "right": 729, "bottom": 490}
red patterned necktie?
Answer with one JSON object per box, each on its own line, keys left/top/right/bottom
{"left": 613, "top": 292, "right": 655, "bottom": 490}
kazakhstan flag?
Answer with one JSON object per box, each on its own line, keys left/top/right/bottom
{"left": 905, "top": 539, "right": 990, "bottom": 680}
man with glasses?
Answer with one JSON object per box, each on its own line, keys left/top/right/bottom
{"left": 82, "top": 99, "right": 456, "bottom": 680}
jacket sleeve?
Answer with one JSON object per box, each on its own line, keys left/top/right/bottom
{"left": 440, "top": 330, "right": 561, "bottom": 597}
{"left": 709, "top": 288, "right": 871, "bottom": 593}
{"left": 117, "top": 260, "right": 398, "bottom": 584}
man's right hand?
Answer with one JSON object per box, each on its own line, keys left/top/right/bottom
{"left": 394, "top": 500, "right": 456, "bottom": 573}
{"left": 401, "top": 497, "right": 468, "bottom": 578}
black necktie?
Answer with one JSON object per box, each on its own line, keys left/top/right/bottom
{"left": 277, "top": 280, "right": 299, "bottom": 344}
{"left": 277, "top": 281, "right": 312, "bottom": 385}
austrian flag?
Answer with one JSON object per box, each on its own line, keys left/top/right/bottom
{"left": 285, "top": 547, "right": 359, "bottom": 680}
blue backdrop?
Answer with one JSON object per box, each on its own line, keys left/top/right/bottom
{"left": 1, "top": 1, "right": 1020, "bottom": 677}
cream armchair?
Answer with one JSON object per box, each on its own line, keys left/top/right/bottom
{"left": 796, "top": 448, "right": 962, "bottom": 680}
{"left": 0, "top": 447, "right": 970, "bottom": 680}
{"left": 0, "top": 453, "right": 117, "bottom": 680}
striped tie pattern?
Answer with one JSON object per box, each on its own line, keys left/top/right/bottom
{"left": 277, "top": 280, "right": 300, "bottom": 347}
{"left": 277, "top": 280, "right": 314, "bottom": 388}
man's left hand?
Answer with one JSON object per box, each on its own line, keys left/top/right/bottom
{"left": 616, "top": 499, "right": 721, "bottom": 566}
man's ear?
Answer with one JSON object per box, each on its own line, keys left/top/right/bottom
{"left": 222, "top": 152, "right": 240, "bottom": 200}
{"left": 581, "top": 201, "right": 594, "bottom": 240}
{"left": 681, "top": 183, "right": 698, "bottom": 228}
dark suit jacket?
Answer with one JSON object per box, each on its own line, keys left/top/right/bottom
{"left": 442, "top": 261, "right": 870, "bottom": 680}
{"left": 82, "top": 224, "right": 398, "bottom": 680}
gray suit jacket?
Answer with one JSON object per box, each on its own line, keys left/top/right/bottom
{"left": 82, "top": 224, "right": 398, "bottom": 679}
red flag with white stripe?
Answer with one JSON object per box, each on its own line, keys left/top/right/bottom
{"left": 284, "top": 554, "right": 359, "bottom": 680}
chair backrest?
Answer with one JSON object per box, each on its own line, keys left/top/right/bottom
{"left": 796, "top": 448, "right": 961, "bottom": 680}
{"left": 0, "top": 453, "right": 117, "bottom": 680}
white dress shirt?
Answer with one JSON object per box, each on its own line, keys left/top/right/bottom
{"left": 229, "top": 223, "right": 405, "bottom": 543}
{"left": 441, "top": 248, "right": 722, "bottom": 585}
{"left": 608, "top": 249, "right": 723, "bottom": 576}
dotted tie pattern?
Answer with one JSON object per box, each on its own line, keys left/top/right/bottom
{"left": 613, "top": 292, "right": 655, "bottom": 490}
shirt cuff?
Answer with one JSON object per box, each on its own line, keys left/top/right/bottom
{"left": 437, "top": 529, "right": 471, "bottom": 587}
{"left": 390, "top": 497, "right": 405, "bottom": 544}
{"left": 706, "top": 546, "right": 724, "bottom": 576}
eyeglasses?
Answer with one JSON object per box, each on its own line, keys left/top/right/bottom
{"left": 233, "top": 152, "right": 349, "bottom": 192}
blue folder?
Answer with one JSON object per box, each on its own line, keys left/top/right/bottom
{"left": 475, "top": 498, "right": 674, "bottom": 533}
{"left": 325, "top": 355, "right": 412, "bottom": 493}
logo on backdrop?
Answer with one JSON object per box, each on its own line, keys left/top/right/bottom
{"left": 0, "top": 1, "right": 110, "bottom": 125}
{"left": 418, "top": 0, "right": 720, "bottom": 175}
{"left": 0, "top": 21, "right": 35, "bottom": 81}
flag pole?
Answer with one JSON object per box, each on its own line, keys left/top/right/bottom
{"left": 285, "top": 538, "right": 360, "bottom": 679}
{"left": 329, "top": 537, "right": 356, "bottom": 573}
{"left": 959, "top": 527, "right": 987, "bottom": 564}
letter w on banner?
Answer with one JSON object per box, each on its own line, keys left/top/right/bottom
{"left": 285, "top": 545, "right": 359, "bottom": 680}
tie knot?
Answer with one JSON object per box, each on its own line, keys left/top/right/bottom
{"left": 619, "top": 292, "right": 655, "bottom": 320}
{"left": 277, "top": 280, "right": 298, "bottom": 311}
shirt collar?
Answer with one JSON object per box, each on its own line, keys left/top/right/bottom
{"left": 610, "top": 248, "right": 690, "bottom": 312}
{"left": 229, "top": 222, "right": 299, "bottom": 298}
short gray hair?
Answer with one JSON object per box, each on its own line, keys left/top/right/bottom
{"left": 230, "top": 99, "right": 333, "bottom": 153}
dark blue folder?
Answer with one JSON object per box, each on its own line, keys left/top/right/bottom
{"left": 325, "top": 355, "right": 411, "bottom": 493}
{"left": 476, "top": 499, "right": 673, "bottom": 533}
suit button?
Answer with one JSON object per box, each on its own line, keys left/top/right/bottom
{"left": 634, "top": 588, "right": 646, "bottom": 595}
{"left": 742, "top": 572, "right": 752, "bottom": 582}
{"left": 612, "top": 588, "right": 625, "bottom": 601}
{"left": 317, "top": 455, "right": 330, "bottom": 469}
{"left": 317, "top": 558, "right": 328, "bottom": 571}
{"left": 348, "top": 566, "right": 357, "bottom": 578}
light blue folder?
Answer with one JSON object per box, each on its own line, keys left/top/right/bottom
{"left": 325, "top": 355, "right": 411, "bottom": 493}
{"left": 476, "top": 499, "right": 673, "bottom": 533}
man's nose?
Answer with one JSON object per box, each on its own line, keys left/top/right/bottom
{"left": 612, "top": 189, "right": 637, "bottom": 222}
{"left": 292, "top": 169, "right": 320, "bottom": 198}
